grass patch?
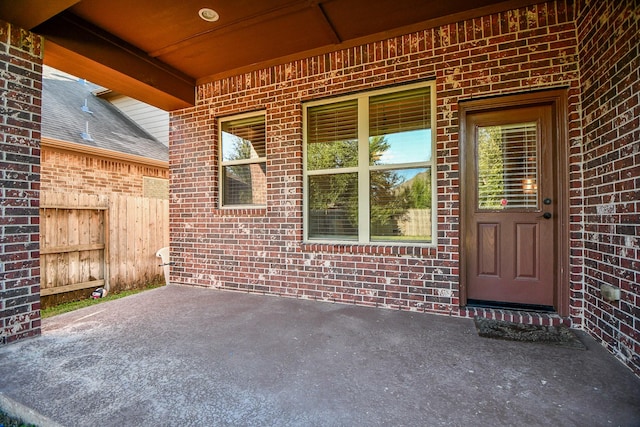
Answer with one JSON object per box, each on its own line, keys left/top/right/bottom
{"left": 0, "top": 409, "right": 36, "bottom": 427}
{"left": 41, "top": 283, "right": 163, "bottom": 319}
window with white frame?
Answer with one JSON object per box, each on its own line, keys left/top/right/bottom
{"left": 303, "top": 82, "right": 435, "bottom": 243}
{"left": 219, "top": 112, "right": 267, "bottom": 207}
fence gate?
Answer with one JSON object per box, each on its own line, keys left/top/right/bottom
{"left": 40, "top": 200, "right": 108, "bottom": 297}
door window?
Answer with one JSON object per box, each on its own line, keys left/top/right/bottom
{"left": 477, "top": 122, "right": 538, "bottom": 210}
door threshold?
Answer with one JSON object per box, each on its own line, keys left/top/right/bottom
{"left": 466, "top": 299, "right": 555, "bottom": 313}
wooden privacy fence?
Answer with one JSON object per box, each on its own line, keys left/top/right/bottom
{"left": 398, "top": 208, "right": 432, "bottom": 240}
{"left": 40, "top": 192, "right": 169, "bottom": 299}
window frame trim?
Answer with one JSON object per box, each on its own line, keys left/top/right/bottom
{"left": 218, "top": 110, "right": 267, "bottom": 209}
{"left": 302, "top": 81, "right": 437, "bottom": 246}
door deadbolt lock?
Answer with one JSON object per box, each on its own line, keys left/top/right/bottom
{"left": 543, "top": 198, "right": 552, "bottom": 205}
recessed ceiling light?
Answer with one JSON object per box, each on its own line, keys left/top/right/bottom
{"left": 199, "top": 8, "right": 219, "bottom": 22}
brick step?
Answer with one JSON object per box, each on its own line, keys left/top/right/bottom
{"left": 459, "top": 306, "right": 571, "bottom": 327}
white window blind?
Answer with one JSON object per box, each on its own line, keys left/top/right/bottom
{"left": 306, "top": 100, "right": 358, "bottom": 170}
{"left": 369, "top": 87, "right": 431, "bottom": 139}
{"left": 477, "top": 122, "right": 538, "bottom": 210}
{"left": 221, "top": 115, "right": 266, "bottom": 161}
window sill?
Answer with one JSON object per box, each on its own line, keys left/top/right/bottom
{"left": 301, "top": 242, "right": 436, "bottom": 257}
{"left": 215, "top": 207, "right": 267, "bottom": 216}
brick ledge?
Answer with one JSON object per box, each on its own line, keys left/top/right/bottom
{"left": 301, "top": 242, "right": 437, "bottom": 257}
{"left": 458, "top": 306, "right": 571, "bottom": 327}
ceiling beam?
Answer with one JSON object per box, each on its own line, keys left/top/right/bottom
{"left": 34, "top": 12, "right": 195, "bottom": 110}
{"left": 44, "top": 41, "right": 191, "bottom": 111}
{"left": 310, "top": 3, "right": 341, "bottom": 44}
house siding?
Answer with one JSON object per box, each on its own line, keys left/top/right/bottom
{"left": 171, "top": 2, "right": 581, "bottom": 313}
{"left": 106, "top": 94, "right": 170, "bottom": 146}
{"left": 0, "top": 20, "right": 42, "bottom": 344}
{"left": 576, "top": 0, "right": 640, "bottom": 375}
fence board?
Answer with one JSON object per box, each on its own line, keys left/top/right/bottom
{"left": 96, "top": 204, "right": 106, "bottom": 284}
{"left": 148, "top": 198, "right": 157, "bottom": 271}
{"left": 101, "top": 203, "right": 109, "bottom": 288}
{"left": 40, "top": 243, "right": 105, "bottom": 255}
{"left": 40, "top": 280, "right": 105, "bottom": 297}
{"left": 135, "top": 196, "right": 143, "bottom": 281}
{"left": 126, "top": 196, "right": 136, "bottom": 287}
{"left": 142, "top": 196, "right": 150, "bottom": 281}
{"left": 118, "top": 195, "right": 128, "bottom": 287}
{"left": 68, "top": 211, "right": 79, "bottom": 287}
{"left": 79, "top": 195, "right": 91, "bottom": 285}
{"left": 42, "top": 206, "right": 56, "bottom": 290}
{"left": 58, "top": 206, "right": 69, "bottom": 289}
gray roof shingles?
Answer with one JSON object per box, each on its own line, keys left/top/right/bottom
{"left": 41, "top": 68, "right": 169, "bottom": 162}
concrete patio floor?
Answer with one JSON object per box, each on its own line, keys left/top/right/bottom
{"left": 1, "top": 284, "right": 639, "bottom": 426}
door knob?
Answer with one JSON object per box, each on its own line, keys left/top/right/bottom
{"left": 539, "top": 212, "right": 552, "bottom": 219}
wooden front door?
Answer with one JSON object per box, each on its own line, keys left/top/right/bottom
{"left": 463, "top": 104, "right": 556, "bottom": 308}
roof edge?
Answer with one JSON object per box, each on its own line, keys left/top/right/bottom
{"left": 41, "top": 137, "right": 169, "bottom": 169}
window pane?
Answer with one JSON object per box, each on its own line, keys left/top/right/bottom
{"left": 307, "top": 100, "right": 358, "bottom": 170}
{"left": 369, "top": 88, "right": 431, "bottom": 165}
{"left": 370, "top": 168, "right": 432, "bottom": 242}
{"left": 222, "top": 115, "right": 266, "bottom": 161}
{"left": 223, "top": 163, "right": 267, "bottom": 205}
{"left": 477, "top": 122, "right": 538, "bottom": 210}
{"left": 308, "top": 173, "right": 358, "bottom": 239}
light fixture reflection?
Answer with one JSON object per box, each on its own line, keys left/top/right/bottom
{"left": 522, "top": 178, "right": 537, "bottom": 194}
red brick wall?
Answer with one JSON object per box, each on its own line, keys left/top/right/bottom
{"left": 40, "top": 143, "right": 168, "bottom": 197}
{"left": 577, "top": 0, "right": 640, "bottom": 375}
{"left": 0, "top": 20, "right": 42, "bottom": 344}
{"left": 171, "top": 0, "right": 583, "bottom": 320}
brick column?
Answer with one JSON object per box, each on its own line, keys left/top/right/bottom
{"left": 577, "top": 0, "right": 640, "bottom": 376}
{"left": 0, "top": 20, "right": 43, "bottom": 344}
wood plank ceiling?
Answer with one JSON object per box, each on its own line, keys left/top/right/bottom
{"left": 0, "top": 0, "right": 542, "bottom": 110}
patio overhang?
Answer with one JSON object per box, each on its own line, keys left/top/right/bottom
{"left": 0, "top": 0, "right": 543, "bottom": 110}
